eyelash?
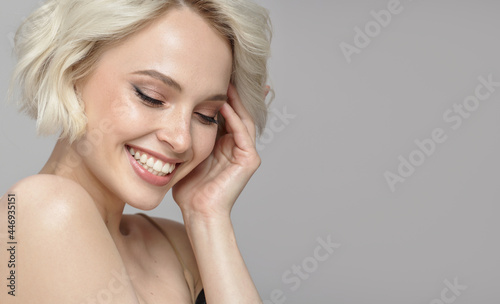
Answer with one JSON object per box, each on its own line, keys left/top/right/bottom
{"left": 197, "top": 113, "right": 219, "bottom": 125}
{"left": 134, "top": 86, "right": 164, "bottom": 107}
{"left": 133, "top": 86, "right": 218, "bottom": 125}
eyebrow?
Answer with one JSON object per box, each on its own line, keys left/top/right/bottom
{"left": 132, "top": 69, "right": 228, "bottom": 102}
{"left": 133, "top": 70, "right": 182, "bottom": 92}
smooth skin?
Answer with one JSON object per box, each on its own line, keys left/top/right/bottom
{"left": 0, "top": 7, "right": 264, "bottom": 304}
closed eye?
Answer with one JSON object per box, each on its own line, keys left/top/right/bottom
{"left": 133, "top": 84, "right": 218, "bottom": 125}
{"left": 196, "top": 113, "right": 218, "bottom": 125}
{"left": 133, "top": 85, "right": 164, "bottom": 107}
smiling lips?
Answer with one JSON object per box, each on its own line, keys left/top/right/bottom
{"left": 126, "top": 146, "right": 177, "bottom": 177}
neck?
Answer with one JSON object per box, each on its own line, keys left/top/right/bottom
{"left": 39, "top": 138, "right": 126, "bottom": 238}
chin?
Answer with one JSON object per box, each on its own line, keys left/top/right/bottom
{"left": 125, "top": 195, "right": 165, "bottom": 211}
{"left": 115, "top": 179, "right": 172, "bottom": 211}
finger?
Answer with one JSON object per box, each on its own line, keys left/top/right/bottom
{"left": 227, "top": 84, "right": 257, "bottom": 142}
{"left": 219, "top": 102, "right": 255, "bottom": 151}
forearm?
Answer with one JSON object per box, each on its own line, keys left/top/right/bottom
{"left": 183, "top": 213, "right": 262, "bottom": 304}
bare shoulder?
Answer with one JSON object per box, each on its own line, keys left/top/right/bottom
{"left": 149, "top": 216, "right": 203, "bottom": 294}
{"left": 0, "top": 175, "right": 139, "bottom": 304}
{"left": 6, "top": 174, "right": 94, "bottom": 208}
{"left": 2, "top": 174, "right": 102, "bottom": 237}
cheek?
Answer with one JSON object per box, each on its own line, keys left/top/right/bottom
{"left": 81, "top": 97, "right": 148, "bottom": 170}
{"left": 106, "top": 97, "right": 140, "bottom": 131}
{"left": 192, "top": 126, "right": 218, "bottom": 160}
{"left": 91, "top": 87, "right": 148, "bottom": 140}
{"left": 82, "top": 69, "right": 138, "bottom": 129}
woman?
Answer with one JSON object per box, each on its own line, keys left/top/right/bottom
{"left": 0, "top": 0, "right": 272, "bottom": 303}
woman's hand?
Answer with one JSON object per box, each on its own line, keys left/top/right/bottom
{"left": 173, "top": 84, "right": 270, "bottom": 303}
{"left": 172, "top": 84, "right": 264, "bottom": 220}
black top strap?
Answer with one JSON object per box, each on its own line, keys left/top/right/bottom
{"left": 195, "top": 289, "right": 206, "bottom": 304}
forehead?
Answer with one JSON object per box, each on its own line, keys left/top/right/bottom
{"left": 97, "top": 7, "right": 233, "bottom": 92}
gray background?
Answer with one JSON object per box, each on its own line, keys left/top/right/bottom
{"left": 1, "top": 0, "right": 499, "bottom": 303}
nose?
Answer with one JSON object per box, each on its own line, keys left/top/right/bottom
{"left": 155, "top": 108, "right": 192, "bottom": 154}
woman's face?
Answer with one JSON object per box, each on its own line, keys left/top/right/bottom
{"left": 75, "top": 8, "right": 233, "bottom": 210}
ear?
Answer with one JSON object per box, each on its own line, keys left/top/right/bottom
{"left": 73, "top": 75, "right": 91, "bottom": 104}
{"left": 264, "top": 85, "right": 271, "bottom": 98}
{"left": 73, "top": 80, "right": 85, "bottom": 103}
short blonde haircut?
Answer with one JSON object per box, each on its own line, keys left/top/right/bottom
{"left": 11, "top": 0, "right": 272, "bottom": 143}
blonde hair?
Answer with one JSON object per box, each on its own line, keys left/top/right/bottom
{"left": 11, "top": 0, "right": 272, "bottom": 142}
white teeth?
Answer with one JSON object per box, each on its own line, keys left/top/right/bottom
{"left": 153, "top": 160, "right": 163, "bottom": 172}
{"left": 161, "top": 163, "right": 175, "bottom": 174}
{"left": 128, "top": 146, "right": 177, "bottom": 176}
